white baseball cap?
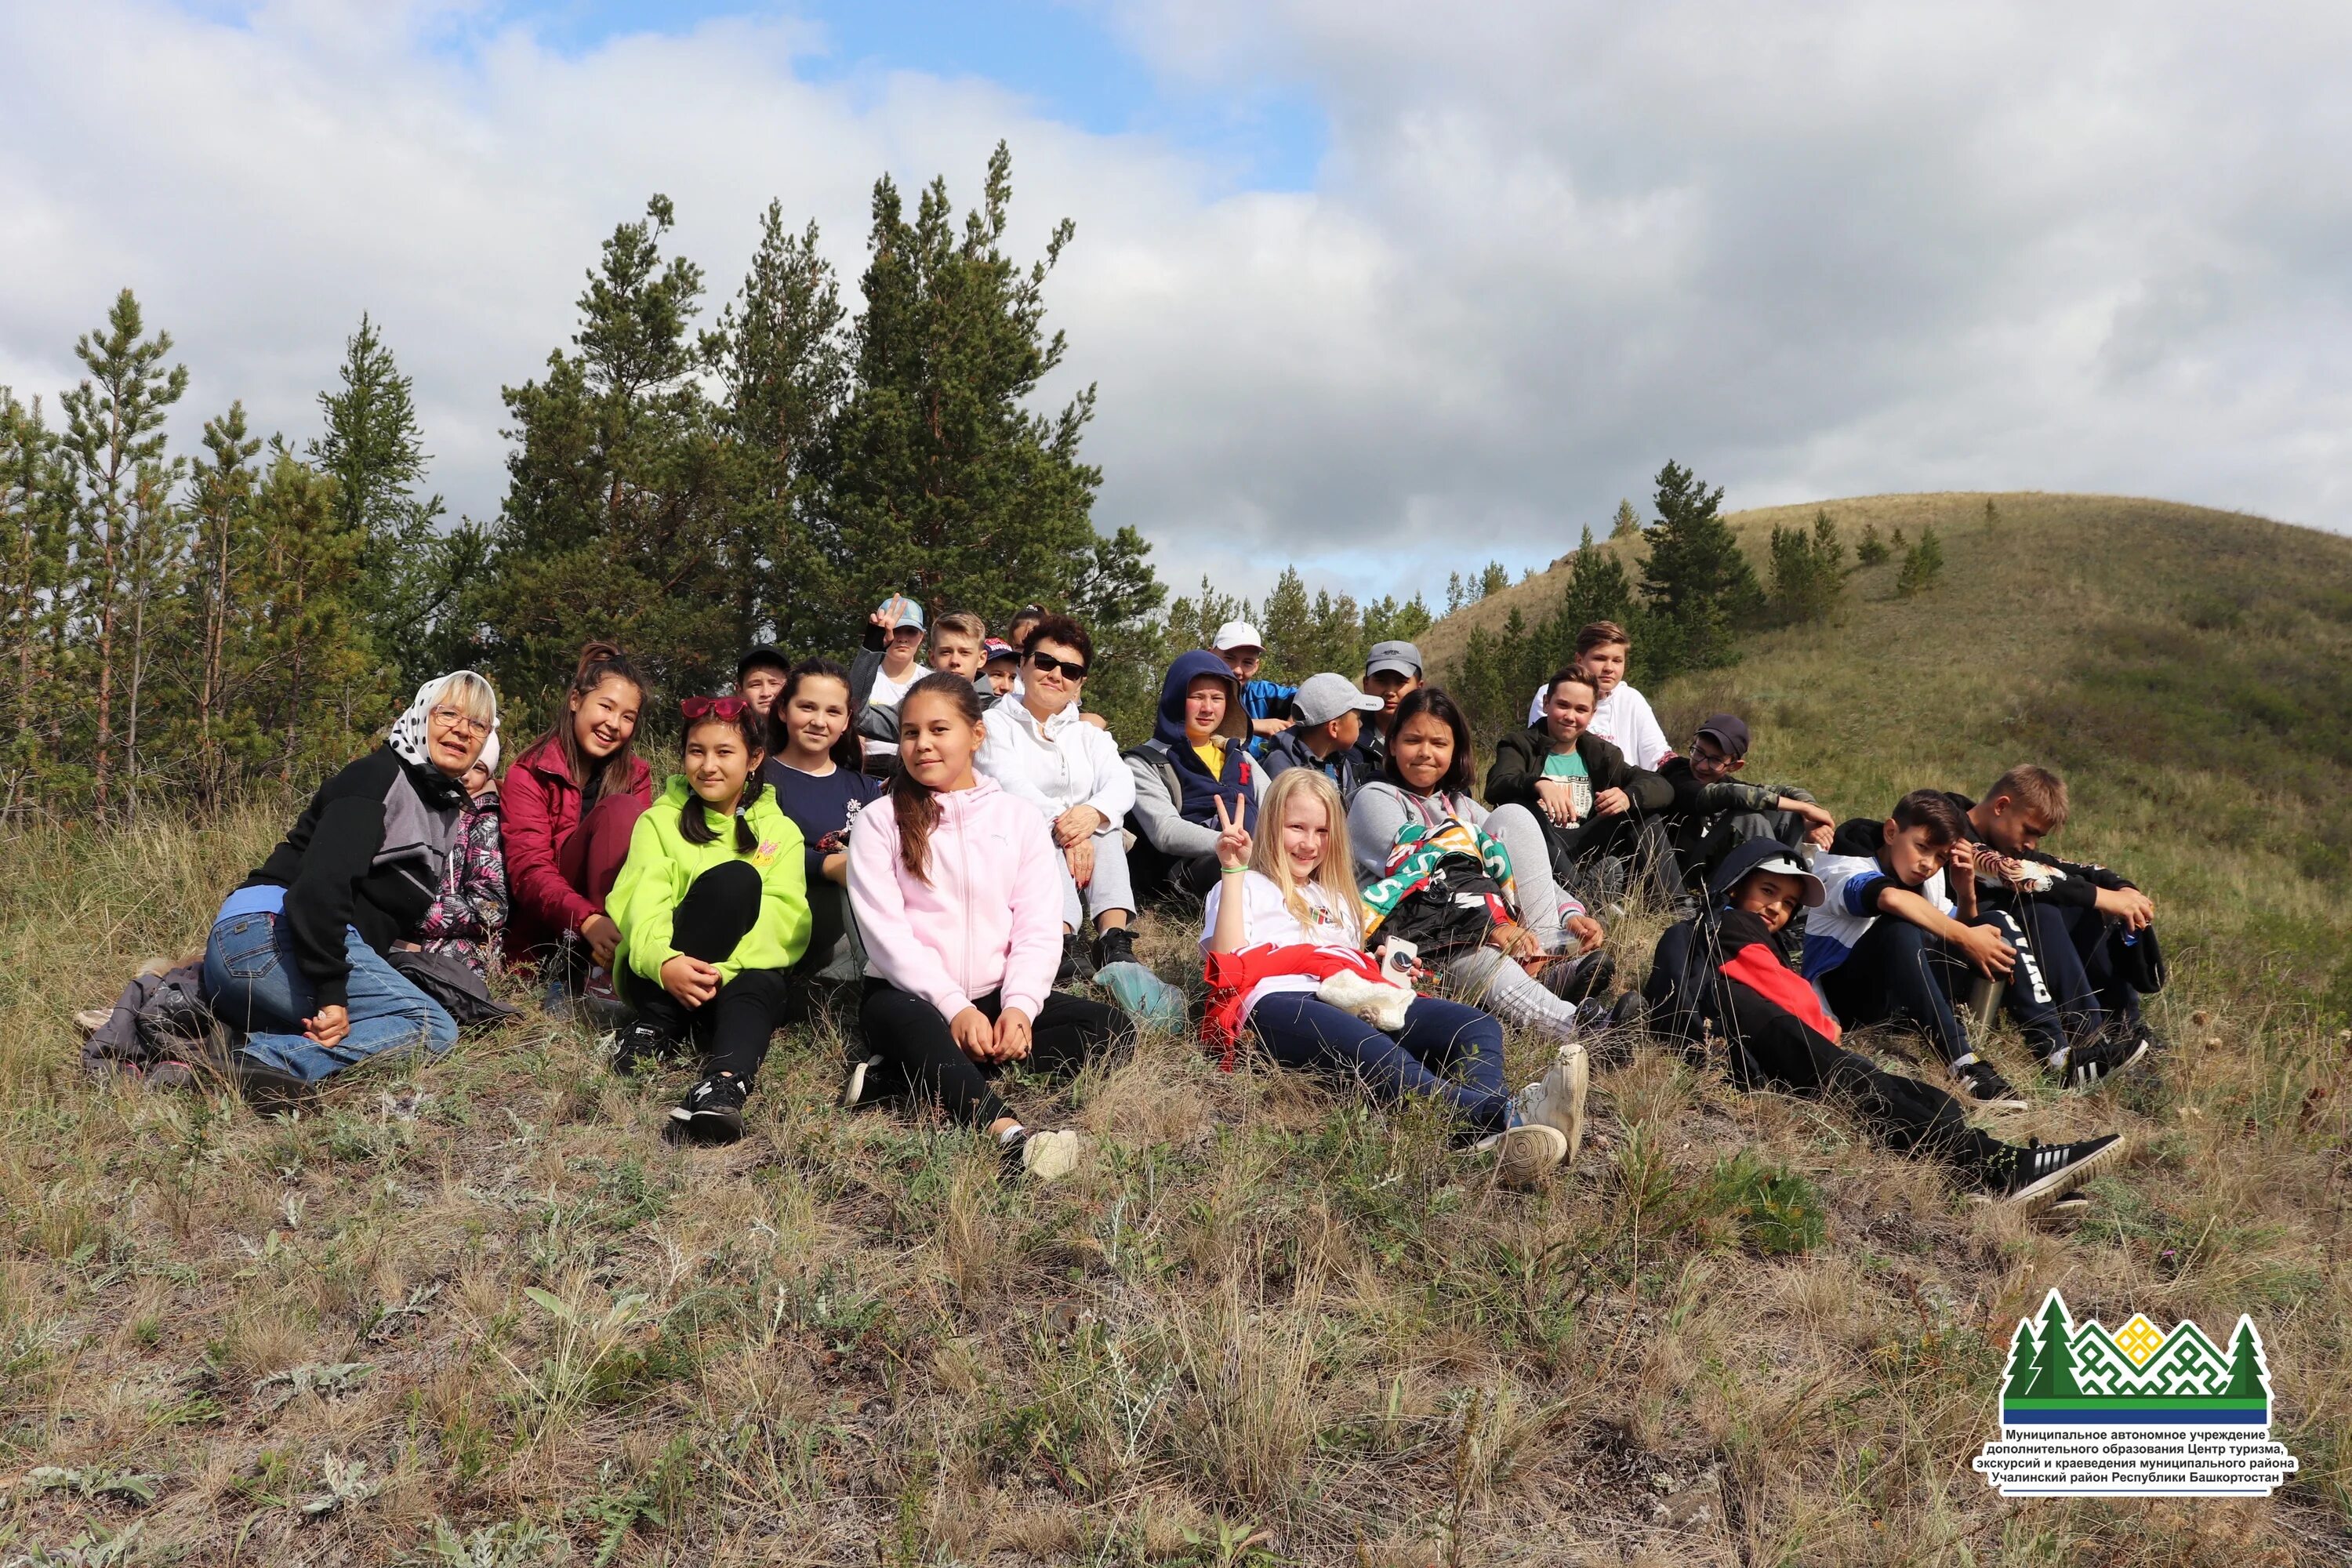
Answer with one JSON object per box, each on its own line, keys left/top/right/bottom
{"left": 1212, "top": 620, "right": 1264, "bottom": 652}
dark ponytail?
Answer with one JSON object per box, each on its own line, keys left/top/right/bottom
{"left": 678, "top": 706, "right": 768, "bottom": 854}
{"left": 543, "top": 640, "right": 649, "bottom": 797}
{"left": 891, "top": 673, "right": 985, "bottom": 885}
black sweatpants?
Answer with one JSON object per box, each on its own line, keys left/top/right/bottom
{"left": 1719, "top": 982, "right": 2000, "bottom": 1172}
{"left": 1127, "top": 834, "right": 1220, "bottom": 907}
{"left": 858, "top": 979, "right": 1131, "bottom": 1127}
{"left": 619, "top": 861, "right": 801, "bottom": 1082}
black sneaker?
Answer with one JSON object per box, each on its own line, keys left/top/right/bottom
{"left": 669, "top": 1073, "right": 750, "bottom": 1144}
{"left": 610, "top": 1021, "right": 681, "bottom": 1076}
{"left": 1537, "top": 949, "right": 1616, "bottom": 1004}
{"left": 2057, "top": 1033, "right": 2150, "bottom": 1090}
{"left": 1978, "top": 1133, "right": 2125, "bottom": 1214}
{"left": 1952, "top": 1054, "right": 2028, "bottom": 1109}
{"left": 1092, "top": 925, "right": 1138, "bottom": 970}
{"left": 840, "top": 1052, "right": 885, "bottom": 1110}
{"left": 1057, "top": 931, "right": 1096, "bottom": 985}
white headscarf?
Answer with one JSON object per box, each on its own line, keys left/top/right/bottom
{"left": 389, "top": 671, "right": 500, "bottom": 769}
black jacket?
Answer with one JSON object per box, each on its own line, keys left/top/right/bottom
{"left": 240, "top": 746, "right": 466, "bottom": 1008}
{"left": 1260, "top": 725, "right": 1373, "bottom": 800}
{"left": 1485, "top": 724, "right": 1672, "bottom": 817}
{"left": 1939, "top": 791, "right": 2132, "bottom": 912}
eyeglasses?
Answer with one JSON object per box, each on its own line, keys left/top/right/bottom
{"left": 681, "top": 695, "right": 750, "bottom": 722}
{"left": 428, "top": 706, "right": 490, "bottom": 739}
{"left": 1027, "top": 651, "right": 1089, "bottom": 681}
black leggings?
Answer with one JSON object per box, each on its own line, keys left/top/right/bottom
{"left": 858, "top": 980, "right": 1131, "bottom": 1127}
{"left": 620, "top": 861, "right": 801, "bottom": 1081}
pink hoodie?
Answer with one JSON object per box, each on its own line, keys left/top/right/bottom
{"left": 848, "top": 776, "right": 1064, "bottom": 1022}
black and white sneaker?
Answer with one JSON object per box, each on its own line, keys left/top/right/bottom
{"left": 1977, "top": 1133, "right": 2125, "bottom": 1214}
{"left": 610, "top": 1021, "right": 681, "bottom": 1076}
{"left": 2056, "top": 1033, "right": 2150, "bottom": 1091}
{"left": 840, "top": 1052, "right": 886, "bottom": 1109}
{"left": 1952, "top": 1054, "right": 2028, "bottom": 1109}
{"left": 669, "top": 1073, "right": 750, "bottom": 1143}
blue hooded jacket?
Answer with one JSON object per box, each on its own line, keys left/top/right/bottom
{"left": 1153, "top": 651, "right": 1258, "bottom": 831}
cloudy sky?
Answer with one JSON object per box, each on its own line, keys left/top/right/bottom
{"left": 3, "top": 1, "right": 2347, "bottom": 606}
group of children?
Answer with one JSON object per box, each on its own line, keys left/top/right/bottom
{"left": 186, "top": 600, "right": 2161, "bottom": 1207}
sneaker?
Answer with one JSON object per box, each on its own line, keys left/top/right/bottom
{"left": 1516, "top": 1046, "right": 1589, "bottom": 1163}
{"left": 840, "top": 1052, "right": 886, "bottom": 1109}
{"left": 669, "top": 1072, "right": 750, "bottom": 1144}
{"left": 1978, "top": 1133, "right": 2125, "bottom": 1214}
{"left": 1092, "top": 925, "right": 1138, "bottom": 971}
{"left": 1056, "top": 932, "right": 1096, "bottom": 986}
{"left": 1537, "top": 949, "right": 1617, "bottom": 1004}
{"left": 1952, "top": 1054, "right": 2028, "bottom": 1109}
{"left": 610, "top": 1021, "right": 680, "bottom": 1076}
{"left": 1011, "top": 1127, "right": 1087, "bottom": 1184}
{"left": 1465, "top": 1123, "right": 1568, "bottom": 1189}
{"left": 2057, "top": 1033, "right": 2150, "bottom": 1091}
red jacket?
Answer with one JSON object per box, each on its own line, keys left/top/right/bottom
{"left": 501, "top": 735, "right": 652, "bottom": 957}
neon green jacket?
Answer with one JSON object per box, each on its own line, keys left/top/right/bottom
{"left": 609, "top": 776, "right": 811, "bottom": 987}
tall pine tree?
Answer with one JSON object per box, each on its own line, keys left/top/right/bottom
{"left": 0, "top": 390, "right": 73, "bottom": 801}
{"left": 59, "top": 291, "right": 188, "bottom": 814}
{"left": 1639, "top": 459, "right": 1759, "bottom": 677}
{"left": 817, "top": 143, "right": 1118, "bottom": 635}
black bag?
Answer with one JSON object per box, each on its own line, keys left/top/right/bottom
{"left": 1377, "top": 851, "right": 1505, "bottom": 960}
{"left": 388, "top": 949, "right": 522, "bottom": 1029}
{"left": 2112, "top": 922, "right": 2166, "bottom": 996}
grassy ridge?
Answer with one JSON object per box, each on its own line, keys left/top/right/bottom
{"left": 2, "top": 494, "right": 2350, "bottom": 1564}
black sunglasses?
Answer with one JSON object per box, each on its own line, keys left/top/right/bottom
{"left": 1026, "top": 650, "right": 1089, "bottom": 681}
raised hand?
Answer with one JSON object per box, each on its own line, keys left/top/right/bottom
{"left": 870, "top": 593, "right": 911, "bottom": 630}
{"left": 1212, "top": 793, "right": 1252, "bottom": 871}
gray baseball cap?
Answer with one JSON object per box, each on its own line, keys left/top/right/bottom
{"left": 1364, "top": 641, "right": 1422, "bottom": 679}
{"left": 1294, "top": 671, "right": 1386, "bottom": 725}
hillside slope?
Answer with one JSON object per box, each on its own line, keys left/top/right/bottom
{"left": 1, "top": 492, "right": 2350, "bottom": 1563}
{"left": 1427, "top": 491, "right": 2352, "bottom": 1002}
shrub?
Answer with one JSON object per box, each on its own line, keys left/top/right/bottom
{"left": 1894, "top": 526, "right": 1945, "bottom": 598}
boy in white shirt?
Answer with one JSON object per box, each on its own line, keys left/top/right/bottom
{"left": 1524, "top": 620, "right": 1672, "bottom": 769}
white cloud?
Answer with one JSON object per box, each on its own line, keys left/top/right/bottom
{"left": 2, "top": 0, "right": 2347, "bottom": 619}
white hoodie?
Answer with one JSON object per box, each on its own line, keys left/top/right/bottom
{"left": 975, "top": 695, "right": 1135, "bottom": 836}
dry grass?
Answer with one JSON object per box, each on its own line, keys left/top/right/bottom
{"left": 3, "top": 493, "right": 2351, "bottom": 1563}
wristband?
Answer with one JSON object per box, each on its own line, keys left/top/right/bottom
{"left": 1220, "top": 865, "right": 1247, "bottom": 877}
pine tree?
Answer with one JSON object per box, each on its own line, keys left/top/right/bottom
{"left": 1363, "top": 592, "right": 1432, "bottom": 649}
{"left": 310, "top": 314, "right": 452, "bottom": 695}
{"left": 0, "top": 390, "right": 74, "bottom": 801}
{"left": 181, "top": 404, "right": 263, "bottom": 805}
{"left": 1478, "top": 561, "right": 1509, "bottom": 600}
{"left": 1610, "top": 498, "right": 1642, "bottom": 539}
{"left": 2224, "top": 1319, "right": 2265, "bottom": 1400}
{"left": 2022, "top": 1292, "right": 2079, "bottom": 1399}
{"left": 817, "top": 144, "right": 1133, "bottom": 639}
{"left": 1895, "top": 526, "right": 1945, "bottom": 598}
{"left": 1446, "top": 571, "right": 1465, "bottom": 615}
{"left": 1556, "top": 527, "right": 1633, "bottom": 635}
{"left": 706, "top": 204, "right": 848, "bottom": 655}
{"left": 469, "top": 195, "right": 734, "bottom": 717}
{"left": 1855, "top": 522, "right": 1889, "bottom": 568}
{"left": 59, "top": 291, "right": 188, "bottom": 814}
{"left": 249, "top": 448, "right": 371, "bottom": 783}
{"left": 1767, "top": 509, "right": 1847, "bottom": 626}
{"left": 1258, "top": 567, "right": 1313, "bottom": 680}
{"left": 2002, "top": 1318, "right": 2038, "bottom": 1399}
{"left": 1307, "top": 589, "right": 1363, "bottom": 679}
{"left": 1639, "top": 459, "right": 1759, "bottom": 677}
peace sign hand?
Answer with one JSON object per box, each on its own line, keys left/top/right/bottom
{"left": 1212, "top": 793, "right": 1253, "bottom": 872}
{"left": 870, "top": 593, "right": 912, "bottom": 630}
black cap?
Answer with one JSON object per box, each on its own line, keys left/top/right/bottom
{"left": 735, "top": 644, "right": 791, "bottom": 683}
{"left": 1695, "top": 713, "right": 1751, "bottom": 760}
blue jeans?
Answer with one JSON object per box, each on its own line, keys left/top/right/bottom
{"left": 1248, "top": 992, "right": 1511, "bottom": 1134}
{"left": 202, "top": 913, "right": 457, "bottom": 1081}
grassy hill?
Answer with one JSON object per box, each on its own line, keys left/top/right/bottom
{"left": 3, "top": 492, "right": 2351, "bottom": 1564}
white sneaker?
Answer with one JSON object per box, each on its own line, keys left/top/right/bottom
{"left": 1468, "top": 1123, "right": 1568, "bottom": 1189}
{"left": 1018, "top": 1128, "right": 1087, "bottom": 1184}
{"left": 1516, "top": 1045, "right": 1589, "bottom": 1163}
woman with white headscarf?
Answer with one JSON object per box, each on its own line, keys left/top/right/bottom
{"left": 201, "top": 671, "right": 500, "bottom": 1098}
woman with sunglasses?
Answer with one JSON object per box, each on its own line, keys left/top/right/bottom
{"left": 607, "top": 695, "right": 811, "bottom": 1143}
{"left": 975, "top": 614, "right": 1140, "bottom": 980}
{"left": 201, "top": 671, "right": 500, "bottom": 1101}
